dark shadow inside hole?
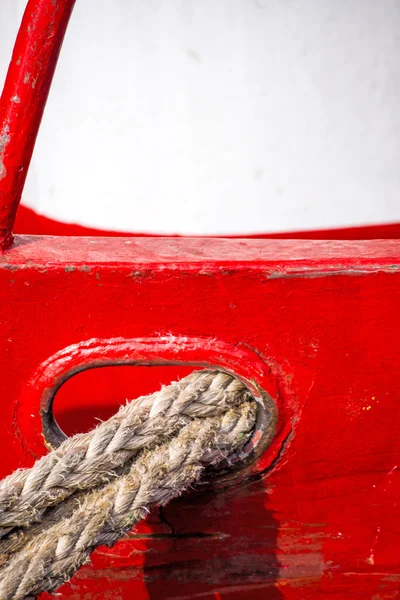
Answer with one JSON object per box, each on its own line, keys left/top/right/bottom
{"left": 53, "top": 364, "right": 198, "bottom": 437}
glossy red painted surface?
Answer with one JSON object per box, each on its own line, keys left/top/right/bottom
{"left": 0, "top": 0, "right": 76, "bottom": 248}
{"left": 14, "top": 203, "right": 400, "bottom": 240}
{"left": 1, "top": 235, "right": 400, "bottom": 598}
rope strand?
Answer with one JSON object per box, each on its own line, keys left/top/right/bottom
{"left": 0, "top": 370, "right": 264, "bottom": 599}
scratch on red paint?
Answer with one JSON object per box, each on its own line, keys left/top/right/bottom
{"left": 367, "top": 465, "right": 398, "bottom": 565}
{"left": 367, "top": 526, "right": 381, "bottom": 566}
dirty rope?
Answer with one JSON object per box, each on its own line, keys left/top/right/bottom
{"left": 0, "top": 370, "right": 258, "bottom": 600}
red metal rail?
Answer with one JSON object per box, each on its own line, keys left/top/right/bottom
{"left": 0, "top": 0, "right": 76, "bottom": 249}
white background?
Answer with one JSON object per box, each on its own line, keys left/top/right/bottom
{"left": 1, "top": 1, "right": 399, "bottom": 234}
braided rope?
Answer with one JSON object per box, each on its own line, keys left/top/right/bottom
{"left": 0, "top": 370, "right": 247, "bottom": 536}
{"left": 0, "top": 370, "right": 262, "bottom": 599}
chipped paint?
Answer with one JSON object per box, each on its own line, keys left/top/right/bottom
{"left": 0, "top": 129, "right": 10, "bottom": 181}
{"left": 268, "top": 266, "right": 400, "bottom": 280}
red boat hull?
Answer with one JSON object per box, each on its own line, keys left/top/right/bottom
{"left": 1, "top": 236, "right": 399, "bottom": 598}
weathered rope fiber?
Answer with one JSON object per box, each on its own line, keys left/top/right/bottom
{"left": 0, "top": 370, "right": 248, "bottom": 537}
{"left": 0, "top": 370, "right": 259, "bottom": 600}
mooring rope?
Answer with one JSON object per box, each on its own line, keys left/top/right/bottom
{"left": 0, "top": 370, "right": 260, "bottom": 600}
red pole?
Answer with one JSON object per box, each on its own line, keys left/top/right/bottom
{"left": 0, "top": 0, "right": 76, "bottom": 250}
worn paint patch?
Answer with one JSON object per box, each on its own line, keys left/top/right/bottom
{"left": 268, "top": 266, "right": 400, "bottom": 280}
{"left": 0, "top": 129, "right": 10, "bottom": 181}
